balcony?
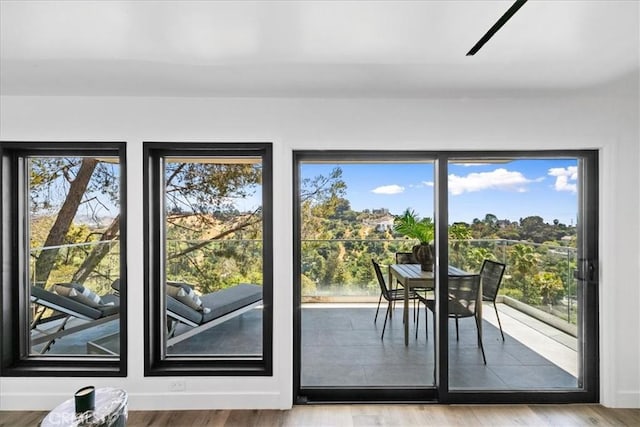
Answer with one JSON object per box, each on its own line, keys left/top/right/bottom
{"left": 300, "top": 238, "right": 579, "bottom": 389}
{"left": 29, "top": 238, "right": 580, "bottom": 390}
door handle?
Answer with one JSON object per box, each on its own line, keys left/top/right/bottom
{"left": 575, "top": 259, "right": 596, "bottom": 281}
{"left": 588, "top": 262, "right": 595, "bottom": 281}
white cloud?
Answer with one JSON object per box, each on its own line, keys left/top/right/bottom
{"left": 371, "top": 184, "right": 404, "bottom": 195}
{"left": 448, "top": 168, "right": 539, "bottom": 196}
{"left": 548, "top": 166, "right": 577, "bottom": 193}
{"left": 422, "top": 181, "right": 434, "bottom": 187}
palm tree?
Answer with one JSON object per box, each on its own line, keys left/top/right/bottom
{"left": 509, "top": 244, "right": 540, "bottom": 304}
{"left": 394, "top": 209, "right": 435, "bottom": 271}
{"left": 393, "top": 209, "right": 434, "bottom": 244}
{"left": 448, "top": 223, "right": 472, "bottom": 268}
{"left": 467, "top": 247, "right": 496, "bottom": 272}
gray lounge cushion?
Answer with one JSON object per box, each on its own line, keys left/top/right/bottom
{"left": 167, "top": 283, "right": 262, "bottom": 326}
{"left": 167, "top": 294, "right": 202, "bottom": 324}
{"left": 31, "top": 286, "right": 119, "bottom": 320}
{"left": 200, "top": 284, "right": 262, "bottom": 323}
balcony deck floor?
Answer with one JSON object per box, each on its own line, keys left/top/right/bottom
{"left": 301, "top": 302, "right": 578, "bottom": 390}
{"left": 34, "top": 302, "right": 578, "bottom": 391}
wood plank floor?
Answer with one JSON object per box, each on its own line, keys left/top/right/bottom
{"left": 2, "top": 404, "right": 639, "bottom": 427}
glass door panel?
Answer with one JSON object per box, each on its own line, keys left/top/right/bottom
{"left": 445, "top": 157, "right": 593, "bottom": 391}
{"left": 296, "top": 154, "right": 437, "bottom": 400}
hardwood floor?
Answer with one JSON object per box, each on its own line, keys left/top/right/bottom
{"left": 2, "top": 404, "right": 639, "bottom": 427}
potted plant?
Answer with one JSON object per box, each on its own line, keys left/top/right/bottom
{"left": 393, "top": 209, "right": 435, "bottom": 271}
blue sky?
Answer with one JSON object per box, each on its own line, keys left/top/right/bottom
{"left": 301, "top": 159, "right": 578, "bottom": 225}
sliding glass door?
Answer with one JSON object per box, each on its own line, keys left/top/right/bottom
{"left": 442, "top": 154, "right": 597, "bottom": 401}
{"left": 294, "top": 151, "right": 438, "bottom": 402}
{"left": 294, "top": 150, "right": 598, "bottom": 403}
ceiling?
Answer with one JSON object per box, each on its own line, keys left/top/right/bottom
{"left": 1, "top": 0, "right": 638, "bottom": 97}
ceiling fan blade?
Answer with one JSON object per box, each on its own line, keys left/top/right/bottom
{"left": 467, "top": 0, "right": 528, "bottom": 56}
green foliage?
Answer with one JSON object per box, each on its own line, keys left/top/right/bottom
{"left": 509, "top": 244, "right": 541, "bottom": 304}
{"left": 31, "top": 152, "right": 580, "bottom": 326}
{"left": 466, "top": 247, "right": 496, "bottom": 272}
{"left": 301, "top": 274, "right": 317, "bottom": 294}
{"left": 393, "top": 209, "right": 434, "bottom": 244}
{"left": 502, "top": 288, "right": 523, "bottom": 300}
{"left": 533, "top": 271, "right": 565, "bottom": 305}
{"left": 449, "top": 222, "right": 471, "bottom": 268}
{"left": 29, "top": 157, "right": 121, "bottom": 216}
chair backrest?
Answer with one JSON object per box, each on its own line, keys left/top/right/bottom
{"left": 396, "top": 251, "right": 417, "bottom": 264}
{"left": 480, "top": 259, "right": 506, "bottom": 301}
{"left": 448, "top": 274, "right": 481, "bottom": 318}
{"left": 371, "top": 259, "right": 391, "bottom": 301}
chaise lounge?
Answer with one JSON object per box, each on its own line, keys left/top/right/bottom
{"left": 30, "top": 284, "right": 120, "bottom": 354}
{"left": 166, "top": 282, "right": 263, "bottom": 346}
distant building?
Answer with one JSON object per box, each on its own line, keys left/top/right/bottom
{"left": 496, "top": 219, "right": 514, "bottom": 229}
{"left": 372, "top": 208, "right": 390, "bottom": 215}
{"left": 369, "top": 214, "right": 395, "bottom": 232}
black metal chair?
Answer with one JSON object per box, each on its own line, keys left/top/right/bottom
{"left": 479, "top": 259, "right": 507, "bottom": 340}
{"left": 421, "top": 274, "right": 486, "bottom": 364}
{"left": 395, "top": 251, "right": 417, "bottom": 265}
{"left": 372, "top": 259, "right": 419, "bottom": 340}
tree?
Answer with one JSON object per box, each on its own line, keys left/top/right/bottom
{"left": 393, "top": 209, "right": 434, "bottom": 244}
{"left": 449, "top": 222, "right": 472, "bottom": 267}
{"left": 160, "top": 161, "right": 265, "bottom": 286}
{"left": 484, "top": 213, "right": 497, "bottom": 224}
{"left": 509, "top": 244, "right": 540, "bottom": 303}
{"left": 300, "top": 167, "right": 346, "bottom": 204}
{"left": 533, "top": 272, "right": 564, "bottom": 307}
{"left": 467, "top": 247, "right": 496, "bottom": 272}
{"left": 72, "top": 215, "right": 120, "bottom": 284}
{"left": 484, "top": 213, "right": 498, "bottom": 231}
{"left": 34, "top": 158, "right": 99, "bottom": 285}
{"left": 328, "top": 197, "right": 352, "bottom": 219}
{"left": 30, "top": 155, "right": 274, "bottom": 290}
{"left": 300, "top": 167, "right": 346, "bottom": 240}
{"left": 520, "top": 215, "right": 549, "bottom": 243}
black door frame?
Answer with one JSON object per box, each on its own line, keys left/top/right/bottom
{"left": 293, "top": 150, "right": 440, "bottom": 403}
{"left": 293, "top": 150, "right": 599, "bottom": 404}
{"left": 440, "top": 150, "right": 599, "bottom": 404}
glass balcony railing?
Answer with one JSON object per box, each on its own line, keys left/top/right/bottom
{"left": 31, "top": 237, "right": 578, "bottom": 333}
{"left": 301, "top": 238, "right": 578, "bottom": 331}
{"left": 29, "top": 240, "right": 121, "bottom": 295}
{"left": 166, "top": 239, "right": 264, "bottom": 294}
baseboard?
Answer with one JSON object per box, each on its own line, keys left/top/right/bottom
{"left": 609, "top": 391, "right": 640, "bottom": 408}
{"left": 0, "top": 391, "right": 289, "bottom": 411}
{"left": 133, "top": 391, "right": 288, "bottom": 410}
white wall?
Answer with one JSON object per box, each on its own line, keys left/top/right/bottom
{"left": 1, "top": 74, "right": 639, "bottom": 409}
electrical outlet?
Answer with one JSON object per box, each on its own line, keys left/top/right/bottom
{"left": 169, "top": 380, "right": 186, "bottom": 392}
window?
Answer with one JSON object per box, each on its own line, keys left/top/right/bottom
{"left": 1, "top": 142, "right": 126, "bottom": 376}
{"left": 144, "top": 142, "right": 273, "bottom": 376}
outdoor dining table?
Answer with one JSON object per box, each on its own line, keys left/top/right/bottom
{"left": 388, "top": 263, "right": 479, "bottom": 346}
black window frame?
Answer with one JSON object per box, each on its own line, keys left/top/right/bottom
{"left": 1, "top": 141, "right": 127, "bottom": 377}
{"left": 143, "top": 142, "right": 273, "bottom": 376}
